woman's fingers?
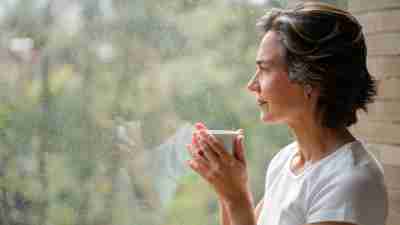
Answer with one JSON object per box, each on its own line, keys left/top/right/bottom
{"left": 191, "top": 134, "right": 207, "bottom": 159}
{"left": 234, "top": 134, "right": 246, "bottom": 165}
{"left": 232, "top": 129, "right": 245, "bottom": 163}
{"left": 194, "top": 132, "right": 220, "bottom": 163}
{"left": 194, "top": 122, "right": 226, "bottom": 159}
{"left": 186, "top": 160, "right": 211, "bottom": 181}
{"left": 186, "top": 143, "right": 197, "bottom": 158}
{"left": 186, "top": 143, "right": 213, "bottom": 181}
{"left": 186, "top": 144, "right": 210, "bottom": 173}
{"left": 195, "top": 122, "right": 207, "bottom": 130}
{"left": 186, "top": 143, "right": 208, "bottom": 162}
{"left": 198, "top": 130, "right": 231, "bottom": 161}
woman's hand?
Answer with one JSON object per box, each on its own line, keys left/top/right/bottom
{"left": 186, "top": 122, "right": 252, "bottom": 206}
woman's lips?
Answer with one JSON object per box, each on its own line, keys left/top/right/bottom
{"left": 257, "top": 99, "right": 267, "bottom": 106}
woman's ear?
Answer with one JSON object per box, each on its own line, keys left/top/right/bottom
{"left": 304, "top": 84, "right": 321, "bottom": 107}
{"left": 304, "top": 84, "right": 313, "bottom": 99}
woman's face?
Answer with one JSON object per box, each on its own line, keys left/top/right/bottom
{"left": 247, "top": 31, "right": 313, "bottom": 125}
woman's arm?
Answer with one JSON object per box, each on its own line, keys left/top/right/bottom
{"left": 219, "top": 197, "right": 264, "bottom": 225}
{"left": 219, "top": 198, "right": 231, "bottom": 225}
{"left": 225, "top": 194, "right": 257, "bottom": 225}
{"left": 188, "top": 123, "right": 255, "bottom": 225}
{"left": 254, "top": 197, "right": 264, "bottom": 222}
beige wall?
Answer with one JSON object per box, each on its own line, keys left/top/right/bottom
{"left": 286, "top": 0, "right": 400, "bottom": 224}
{"left": 349, "top": 0, "right": 400, "bottom": 224}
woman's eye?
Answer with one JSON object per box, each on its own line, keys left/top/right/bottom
{"left": 256, "top": 65, "right": 270, "bottom": 73}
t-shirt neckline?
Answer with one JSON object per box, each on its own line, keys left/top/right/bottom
{"left": 286, "top": 140, "right": 360, "bottom": 179}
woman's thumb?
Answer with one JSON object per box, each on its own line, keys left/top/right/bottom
{"left": 234, "top": 130, "right": 246, "bottom": 164}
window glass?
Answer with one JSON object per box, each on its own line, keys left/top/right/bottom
{"left": 0, "top": 1, "right": 294, "bottom": 225}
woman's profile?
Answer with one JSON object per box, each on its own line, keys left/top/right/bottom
{"left": 186, "top": 2, "right": 388, "bottom": 225}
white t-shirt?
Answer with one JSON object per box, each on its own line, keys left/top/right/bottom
{"left": 257, "top": 140, "right": 388, "bottom": 225}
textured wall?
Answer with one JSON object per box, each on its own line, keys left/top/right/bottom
{"left": 349, "top": 0, "right": 400, "bottom": 224}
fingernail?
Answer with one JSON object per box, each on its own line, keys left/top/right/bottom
{"left": 195, "top": 122, "right": 205, "bottom": 129}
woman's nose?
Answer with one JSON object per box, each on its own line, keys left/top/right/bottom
{"left": 247, "top": 73, "right": 259, "bottom": 92}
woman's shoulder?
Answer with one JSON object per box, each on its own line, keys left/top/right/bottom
{"left": 306, "top": 140, "right": 385, "bottom": 187}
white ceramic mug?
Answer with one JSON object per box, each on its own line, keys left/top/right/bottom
{"left": 208, "top": 130, "right": 239, "bottom": 154}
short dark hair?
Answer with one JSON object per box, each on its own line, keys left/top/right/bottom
{"left": 256, "top": 2, "right": 377, "bottom": 129}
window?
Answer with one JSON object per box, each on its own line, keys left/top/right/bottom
{"left": 0, "top": 1, "right": 293, "bottom": 225}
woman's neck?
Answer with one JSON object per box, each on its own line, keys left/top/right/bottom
{"left": 288, "top": 118, "right": 356, "bottom": 165}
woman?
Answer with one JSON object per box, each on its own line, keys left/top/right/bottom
{"left": 186, "top": 2, "right": 388, "bottom": 225}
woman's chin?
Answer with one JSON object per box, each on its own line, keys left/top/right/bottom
{"left": 260, "top": 113, "right": 275, "bottom": 123}
{"left": 260, "top": 112, "right": 283, "bottom": 124}
{"left": 259, "top": 105, "right": 277, "bottom": 123}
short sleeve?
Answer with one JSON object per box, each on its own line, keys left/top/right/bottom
{"left": 306, "top": 170, "right": 387, "bottom": 225}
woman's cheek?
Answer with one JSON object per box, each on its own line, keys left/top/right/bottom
{"left": 260, "top": 79, "right": 273, "bottom": 96}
